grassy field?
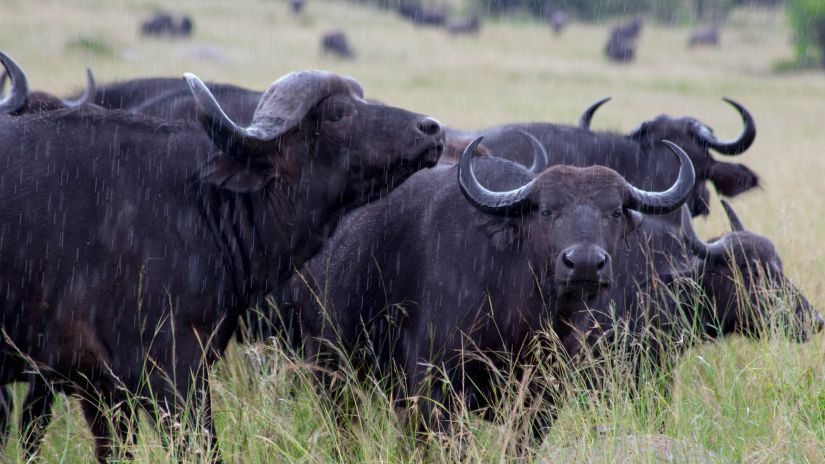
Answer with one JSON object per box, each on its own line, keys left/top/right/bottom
{"left": 1, "top": 0, "right": 825, "bottom": 462}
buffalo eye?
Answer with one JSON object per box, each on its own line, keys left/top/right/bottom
{"left": 611, "top": 208, "right": 623, "bottom": 220}
{"left": 324, "top": 107, "right": 347, "bottom": 123}
{"left": 541, "top": 209, "right": 552, "bottom": 218}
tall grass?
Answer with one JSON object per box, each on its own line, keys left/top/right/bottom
{"left": 0, "top": 0, "right": 824, "bottom": 462}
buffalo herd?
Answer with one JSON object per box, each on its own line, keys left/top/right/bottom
{"left": 0, "top": 44, "right": 821, "bottom": 463}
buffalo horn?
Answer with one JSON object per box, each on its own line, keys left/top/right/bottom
{"left": 61, "top": 68, "right": 96, "bottom": 108}
{"left": 185, "top": 70, "right": 363, "bottom": 157}
{"left": 623, "top": 140, "right": 695, "bottom": 215}
{"left": 720, "top": 199, "right": 745, "bottom": 232}
{"left": 0, "top": 51, "right": 28, "bottom": 114}
{"left": 578, "top": 96, "right": 611, "bottom": 129}
{"left": 693, "top": 98, "right": 756, "bottom": 155}
{"left": 518, "top": 130, "right": 550, "bottom": 174}
{"left": 681, "top": 206, "right": 711, "bottom": 259}
{"left": 458, "top": 136, "right": 536, "bottom": 213}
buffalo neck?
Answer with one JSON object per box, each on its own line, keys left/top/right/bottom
{"left": 191, "top": 162, "right": 349, "bottom": 309}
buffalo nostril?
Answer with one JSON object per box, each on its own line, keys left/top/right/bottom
{"left": 417, "top": 117, "right": 442, "bottom": 137}
{"left": 562, "top": 252, "right": 575, "bottom": 270}
{"left": 596, "top": 254, "right": 607, "bottom": 271}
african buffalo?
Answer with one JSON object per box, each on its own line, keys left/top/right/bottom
{"left": 0, "top": 51, "right": 96, "bottom": 115}
{"left": 140, "top": 11, "right": 193, "bottom": 37}
{"left": 545, "top": 9, "right": 568, "bottom": 35}
{"left": 398, "top": 2, "right": 446, "bottom": 26}
{"left": 321, "top": 30, "right": 355, "bottom": 59}
{"left": 448, "top": 97, "right": 758, "bottom": 218}
{"left": 581, "top": 202, "right": 824, "bottom": 393}
{"left": 0, "top": 70, "right": 444, "bottom": 461}
{"left": 286, "top": 137, "right": 694, "bottom": 442}
{"left": 815, "top": 17, "right": 825, "bottom": 69}
{"left": 0, "top": 50, "right": 104, "bottom": 455}
{"left": 290, "top": 0, "right": 305, "bottom": 15}
{"left": 688, "top": 25, "right": 720, "bottom": 48}
{"left": 682, "top": 201, "right": 823, "bottom": 341}
{"left": 446, "top": 14, "right": 481, "bottom": 35}
{"left": 605, "top": 17, "right": 643, "bottom": 62}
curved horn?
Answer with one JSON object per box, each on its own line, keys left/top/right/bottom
{"left": 184, "top": 73, "right": 266, "bottom": 156}
{"left": 680, "top": 206, "right": 711, "bottom": 259}
{"left": 578, "top": 96, "right": 611, "bottom": 129}
{"left": 185, "top": 70, "right": 362, "bottom": 156}
{"left": 0, "top": 51, "right": 28, "bottom": 114}
{"left": 693, "top": 98, "right": 756, "bottom": 155}
{"left": 720, "top": 199, "right": 745, "bottom": 232}
{"left": 61, "top": 68, "right": 96, "bottom": 108}
{"left": 518, "top": 130, "right": 550, "bottom": 174}
{"left": 458, "top": 136, "right": 536, "bottom": 213}
{"left": 624, "top": 140, "right": 696, "bottom": 215}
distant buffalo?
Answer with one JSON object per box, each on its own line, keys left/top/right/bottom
{"left": 605, "top": 17, "right": 643, "bottom": 62}
{"left": 290, "top": 0, "right": 305, "bottom": 15}
{"left": 545, "top": 9, "right": 568, "bottom": 35}
{"left": 688, "top": 25, "right": 720, "bottom": 48}
{"left": 321, "top": 30, "right": 355, "bottom": 59}
{"left": 446, "top": 14, "right": 481, "bottom": 35}
{"left": 140, "top": 11, "right": 194, "bottom": 37}
{"left": 398, "top": 3, "right": 446, "bottom": 26}
{"left": 815, "top": 17, "right": 825, "bottom": 69}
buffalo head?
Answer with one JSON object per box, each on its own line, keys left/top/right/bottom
{"left": 185, "top": 70, "right": 444, "bottom": 205}
{"left": 581, "top": 97, "right": 758, "bottom": 216}
{"left": 682, "top": 201, "right": 824, "bottom": 341}
{"left": 459, "top": 137, "right": 695, "bottom": 301}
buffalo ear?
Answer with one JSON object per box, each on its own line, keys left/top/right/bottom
{"left": 475, "top": 214, "right": 522, "bottom": 252}
{"left": 199, "top": 155, "right": 274, "bottom": 193}
{"left": 710, "top": 162, "right": 759, "bottom": 197}
{"left": 444, "top": 137, "right": 490, "bottom": 161}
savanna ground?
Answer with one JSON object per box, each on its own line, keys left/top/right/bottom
{"left": 1, "top": 0, "right": 824, "bottom": 462}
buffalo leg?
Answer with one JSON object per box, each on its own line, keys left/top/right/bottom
{"left": 177, "top": 371, "right": 221, "bottom": 464}
{"left": 20, "top": 378, "right": 56, "bottom": 459}
{"left": 80, "top": 398, "right": 121, "bottom": 463}
{"left": 148, "top": 369, "right": 222, "bottom": 464}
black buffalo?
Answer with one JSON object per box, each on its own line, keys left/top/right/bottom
{"left": 290, "top": 0, "right": 305, "bottom": 15}
{"left": 286, "top": 138, "right": 694, "bottom": 442}
{"left": 398, "top": 3, "right": 446, "bottom": 26}
{"left": 545, "top": 9, "right": 568, "bottom": 35}
{"left": 321, "top": 30, "right": 355, "bottom": 59}
{"left": 681, "top": 202, "right": 823, "bottom": 342}
{"left": 688, "top": 25, "right": 720, "bottom": 48}
{"left": 0, "top": 50, "right": 98, "bottom": 455}
{"left": 605, "top": 17, "right": 643, "bottom": 62}
{"left": 815, "top": 17, "right": 825, "bottom": 69}
{"left": 446, "top": 14, "right": 481, "bottom": 35}
{"left": 0, "top": 70, "right": 444, "bottom": 461}
{"left": 140, "top": 11, "right": 194, "bottom": 37}
{"left": 448, "top": 97, "right": 758, "bottom": 218}
{"left": 589, "top": 202, "right": 825, "bottom": 393}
